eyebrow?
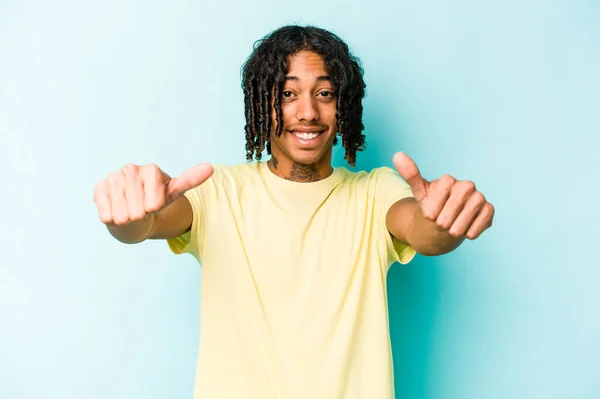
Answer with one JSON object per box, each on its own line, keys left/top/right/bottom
{"left": 285, "top": 75, "right": 331, "bottom": 82}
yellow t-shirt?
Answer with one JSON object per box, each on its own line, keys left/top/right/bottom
{"left": 167, "top": 161, "right": 416, "bottom": 399}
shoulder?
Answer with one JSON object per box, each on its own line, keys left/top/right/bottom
{"left": 370, "top": 166, "right": 410, "bottom": 189}
{"left": 369, "top": 166, "right": 400, "bottom": 179}
{"left": 336, "top": 166, "right": 403, "bottom": 187}
{"left": 339, "top": 166, "right": 413, "bottom": 202}
{"left": 204, "top": 162, "right": 262, "bottom": 189}
{"left": 208, "top": 162, "right": 259, "bottom": 179}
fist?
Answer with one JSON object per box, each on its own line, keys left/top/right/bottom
{"left": 93, "top": 163, "right": 213, "bottom": 226}
{"left": 393, "top": 152, "right": 494, "bottom": 240}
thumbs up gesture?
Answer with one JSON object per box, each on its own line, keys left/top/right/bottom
{"left": 393, "top": 152, "right": 494, "bottom": 240}
{"left": 93, "top": 163, "right": 214, "bottom": 226}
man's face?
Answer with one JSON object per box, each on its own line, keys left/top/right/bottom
{"left": 270, "top": 50, "right": 337, "bottom": 166}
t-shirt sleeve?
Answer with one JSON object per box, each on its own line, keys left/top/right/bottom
{"left": 374, "top": 167, "right": 417, "bottom": 266}
{"left": 166, "top": 184, "right": 205, "bottom": 262}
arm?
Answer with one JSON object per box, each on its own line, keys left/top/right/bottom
{"left": 388, "top": 152, "right": 495, "bottom": 256}
{"left": 95, "top": 163, "right": 212, "bottom": 245}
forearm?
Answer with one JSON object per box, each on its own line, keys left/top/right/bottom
{"left": 107, "top": 214, "right": 156, "bottom": 244}
{"left": 405, "top": 206, "right": 465, "bottom": 256}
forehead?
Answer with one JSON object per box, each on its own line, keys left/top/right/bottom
{"left": 286, "top": 50, "right": 327, "bottom": 78}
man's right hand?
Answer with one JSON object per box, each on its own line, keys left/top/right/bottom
{"left": 93, "top": 163, "right": 214, "bottom": 226}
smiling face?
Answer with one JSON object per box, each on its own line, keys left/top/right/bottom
{"left": 269, "top": 50, "right": 338, "bottom": 176}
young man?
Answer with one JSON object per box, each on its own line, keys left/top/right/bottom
{"left": 94, "top": 26, "right": 494, "bottom": 399}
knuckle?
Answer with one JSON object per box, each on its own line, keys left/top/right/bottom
{"left": 143, "top": 163, "right": 163, "bottom": 183}
{"left": 441, "top": 174, "right": 456, "bottom": 185}
{"left": 473, "top": 191, "right": 485, "bottom": 204}
{"left": 462, "top": 180, "right": 476, "bottom": 193}
{"left": 143, "top": 163, "right": 162, "bottom": 178}
{"left": 122, "top": 163, "right": 139, "bottom": 176}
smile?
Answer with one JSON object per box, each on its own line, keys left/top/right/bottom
{"left": 290, "top": 130, "right": 325, "bottom": 142}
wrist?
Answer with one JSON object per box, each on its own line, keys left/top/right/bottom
{"left": 107, "top": 213, "right": 156, "bottom": 244}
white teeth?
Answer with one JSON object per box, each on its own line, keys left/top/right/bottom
{"left": 293, "top": 132, "right": 320, "bottom": 140}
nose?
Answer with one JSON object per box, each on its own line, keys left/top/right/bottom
{"left": 296, "top": 95, "right": 319, "bottom": 122}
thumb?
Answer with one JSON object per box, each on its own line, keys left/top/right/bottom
{"left": 393, "top": 152, "right": 428, "bottom": 202}
{"left": 166, "top": 163, "right": 214, "bottom": 201}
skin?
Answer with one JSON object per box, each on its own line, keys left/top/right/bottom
{"left": 265, "top": 50, "right": 495, "bottom": 254}
{"left": 267, "top": 50, "right": 338, "bottom": 182}
{"left": 93, "top": 163, "right": 213, "bottom": 243}
{"left": 388, "top": 153, "right": 495, "bottom": 255}
{"left": 95, "top": 50, "right": 495, "bottom": 253}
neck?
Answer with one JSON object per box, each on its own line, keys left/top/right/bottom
{"left": 267, "top": 155, "right": 333, "bottom": 182}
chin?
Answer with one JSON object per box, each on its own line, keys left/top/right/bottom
{"left": 283, "top": 133, "right": 334, "bottom": 164}
{"left": 289, "top": 153, "right": 323, "bottom": 166}
{"left": 288, "top": 145, "right": 332, "bottom": 165}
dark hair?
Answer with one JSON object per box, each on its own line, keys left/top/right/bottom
{"left": 241, "top": 25, "right": 366, "bottom": 166}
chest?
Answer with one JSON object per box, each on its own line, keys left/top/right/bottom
{"left": 198, "top": 182, "right": 391, "bottom": 312}
{"left": 204, "top": 188, "right": 380, "bottom": 272}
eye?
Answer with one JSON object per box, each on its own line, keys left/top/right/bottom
{"left": 282, "top": 91, "right": 293, "bottom": 98}
{"left": 318, "top": 91, "right": 334, "bottom": 97}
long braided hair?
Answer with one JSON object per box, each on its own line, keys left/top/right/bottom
{"left": 241, "top": 25, "right": 366, "bottom": 166}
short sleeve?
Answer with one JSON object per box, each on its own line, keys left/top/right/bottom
{"left": 166, "top": 185, "right": 205, "bottom": 262}
{"left": 373, "top": 167, "right": 417, "bottom": 266}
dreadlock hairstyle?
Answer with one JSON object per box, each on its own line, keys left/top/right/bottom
{"left": 241, "top": 25, "right": 366, "bottom": 166}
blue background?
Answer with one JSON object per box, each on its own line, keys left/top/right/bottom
{"left": 1, "top": 0, "right": 599, "bottom": 398}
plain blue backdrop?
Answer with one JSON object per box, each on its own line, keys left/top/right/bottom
{"left": 1, "top": 0, "right": 599, "bottom": 398}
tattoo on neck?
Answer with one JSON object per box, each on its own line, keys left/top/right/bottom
{"left": 286, "top": 163, "right": 321, "bottom": 182}
{"left": 269, "top": 156, "right": 279, "bottom": 170}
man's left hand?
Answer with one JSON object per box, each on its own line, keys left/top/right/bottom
{"left": 393, "top": 152, "right": 495, "bottom": 240}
